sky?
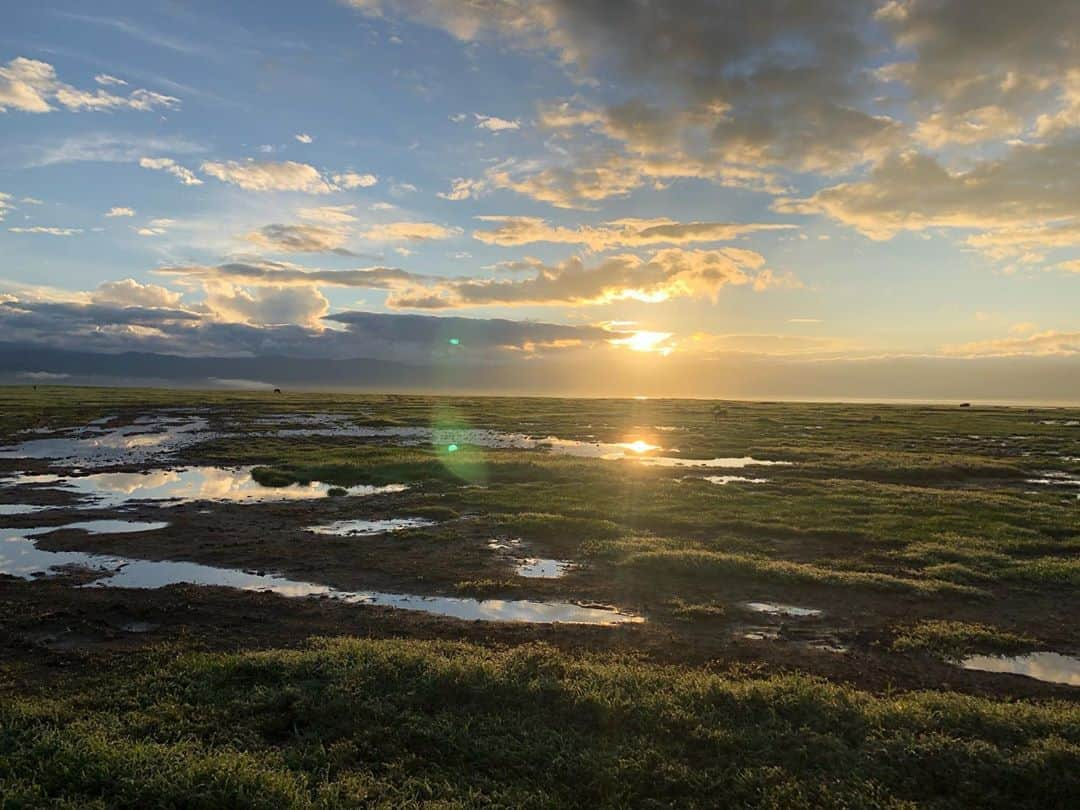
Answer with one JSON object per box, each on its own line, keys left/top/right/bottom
{"left": 1, "top": 1, "right": 1078, "bottom": 400}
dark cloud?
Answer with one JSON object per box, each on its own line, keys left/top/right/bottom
{"left": 245, "top": 224, "right": 357, "bottom": 256}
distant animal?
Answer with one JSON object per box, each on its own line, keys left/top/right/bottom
{"left": 274, "top": 388, "right": 282, "bottom": 394}
{"left": 959, "top": 402, "right": 971, "bottom": 408}
{"left": 711, "top": 404, "right": 728, "bottom": 421}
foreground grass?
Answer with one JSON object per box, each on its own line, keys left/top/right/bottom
{"left": 2, "top": 637, "right": 1078, "bottom": 808}
{"left": 892, "top": 621, "right": 1039, "bottom": 661}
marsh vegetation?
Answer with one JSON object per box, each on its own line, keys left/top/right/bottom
{"left": 0, "top": 386, "right": 1078, "bottom": 806}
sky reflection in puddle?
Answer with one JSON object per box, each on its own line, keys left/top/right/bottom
{"left": 702, "top": 475, "right": 769, "bottom": 485}
{"left": 743, "top": 602, "right": 823, "bottom": 618}
{"left": 307, "top": 518, "right": 436, "bottom": 536}
{"left": 515, "top": 558, "right": 574, "bottom": 578}
{"left": 0, "top": 415, "right": 212, "bottom": 467}
{"left": 961, "top": 652, "right": 1080, "bottom": 686}
{"left": 0, "top": 531, "right": 641, "bottom": 625}
{"left": 5, "top": 467, "right": 407, "bottom": 508}
{"left": 250, "top": 416, "right": 791, "bottom": 468}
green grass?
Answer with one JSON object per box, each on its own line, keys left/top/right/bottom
{"left": 2, "top": 638, "right": 1078, "bottom": 808}
{"left": 621, "top": 549, "right": 989, "bottom": 597}
{"left": 892, "top": 621, "right": 1039, "bottom": 661}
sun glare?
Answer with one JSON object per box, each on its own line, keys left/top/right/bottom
{"left": 620, "top": 440, "right": 661, "bottom": 454}
{"left": 613, "top": 331, "right": 674, "bottom": 355}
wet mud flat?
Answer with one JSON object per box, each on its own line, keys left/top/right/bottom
{"left": 1, "top": 391, "right": 1078, "bottom": 703}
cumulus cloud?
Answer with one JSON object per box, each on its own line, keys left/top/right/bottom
{"left": 295, "top": 133, "right": 314, "bottom": 144}
{"left": 475, "top": 113, "right": 520, "bottom": 131}
{"left": 472, "top": 216, "right": 796, "bottom": 250}
{"left": 876, "top": 0, "right": 1080, "bottom": 129}
{"left": 94, "top": 74, "right": 127, "bottom": 87}
{"left": 202, "top": 160, "right": 334, "bottom": 193}
{"left": 386, "top": 247, "right": 781, "bottom": 309}
{"left": 0, "top": 56, "right": 179, "bottom": 113}
{"left": 105, "top": 207, "right": 135, "bottom": 218}
{"left": 332, "top": 171, "right": 378, "bottom": 189}
{"left": 0, "top": 192, "right": 12, "bottom": 221}
{"left": 91, "top": 279, "right": 183, "bottom": 308}
{"left": 203, "top": 284, "right": 330, "bottom": 327}
{"left": 139, "top": 157, "right": 203, "bottom": 185}
{"left": 437, "top": 177, "right": 486, "bottom": 201}
{"left": 346, "top": 1, "right": 896, "bottom": 203}
{"left": 776, "top": 140, "right": 1080, "bottom": 243}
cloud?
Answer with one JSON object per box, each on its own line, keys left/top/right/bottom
{"left": 346, "top": 1, "right": 895, "bottom": 190}
{"left": 297, "top": 205, "right": 358, "bottom": 225}
{"left": 203, "top": 284, "right": 330, "bottom": 327}
{"left": 437, "top": 177, "right": 485, "bottom": 201}
{"left": 876, "top": 0, "right": 1080, "bottom": 128}
{"left": 0, "top": 192, "right": 11, "bottom": 221}
{"left": 94, "top": 74, "right": 127, "bottom": 87}
{"left": 483, "top": 151, "right": 785, "bottom": 209}
{"left": 475, "top": 113, "right": 520, "bottom": 131}
{"left": 8, "top": 226, "right": 82, "bottom": 236}
{"left": 776, "top": 140, "right": 1080, "bottom": 248}
{"left": 134, "top": 218, "right": 176, "bottom": 237}
{"left": 472, "top": 216, "right": 796, "bottom": 250}
{"left": 91, "top": 279, "right": 183, "bottom": 308}
{"left": 139, "top": 157, "right": 204, "bottom": 185}
{"left": 202, "top": 160, "right": 334, "bottom": 193}
{"left": 332, "top": 171, "right": 378, "bottom": 189}
{"left": 26, "top": 134, "right": 206, "bottom": 167}
{"left": 324, "top": 310, "right": 616, "bottom": 350}
{"left": 154, "top": 260, "right": 425, "bottom": 290}
{"left": 105, "top": 207, "right": 135, "bottom": 218}
{"left": 245, "top": 224, "right": 355, "bottom": 255}
{"left": 295, "top": 133, "right": 314, "bottom": 144}
{"left": 942, "top": 330, "right": 1080, "bottom": 358}
{"left": 0, "top": 56, "right": 179, "bottom": 113}
{"left": 385, "top": 247, "right": 781, "bottom": 309}
{"left": 358, "top": 222, "right": 461, "bottom": 242}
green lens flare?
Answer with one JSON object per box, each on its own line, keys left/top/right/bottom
{"left": 431, "top": 405, "right": 486, "bottom": 484}
{"left": 449, "top": 338, "right": 460, "bottom": 345}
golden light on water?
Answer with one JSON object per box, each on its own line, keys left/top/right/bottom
{"left": 619, "top": 440, "right": 662, "bottom": 454}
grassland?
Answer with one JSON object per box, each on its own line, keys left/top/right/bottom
{"left": 0, "top": 386, "right": 1077, "bottom": 807}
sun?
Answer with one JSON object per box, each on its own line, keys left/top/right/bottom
{"left": 612, "top": 330, "right": 674, "bottom": 355}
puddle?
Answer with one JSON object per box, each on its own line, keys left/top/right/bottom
{"left": 0, "top": 415, "right": 212, "bottom": 467}
{"left": 701, "top": 475, "right": 769, "bottom": 485}
{"left": 5, "top": 467, "right": 407, "bottom": 508}
{"left": 121, "top": 621, "right": 158, "bottom": 633}
{"left": 640, "top": 456, "right": 789, "bottom": 469}
{"left": 0, "top": 532, "right": 641, "bottom": 625}
{"left": 248, "top": 416, "right": 791, "bottom": 468}
{"left": 743, "top": 601, "right": 823, "bottom": 618}
{"left": 0, "top": 504, "right": 52, "bottom": 515}
{"left": 486, "top": 538, "right": 574, "bottom": 579}
{"left": 1025, "top": 472, "right": 1080, "bottom": 488}
{"left": 961, "top": 652, "right": 1080, "bottom": 686}
{"left": 38, "top": 520, "right": 171, "bottom": 535}
{"left": 306, "top": 518, "right": 435, "bottom": 536}
{"left": 515, "top": 558, "right": 574, "bottom": 578}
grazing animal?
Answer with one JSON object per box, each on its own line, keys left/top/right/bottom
{"left": 274, "top": 388, "right": 282, "bottom": 394}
